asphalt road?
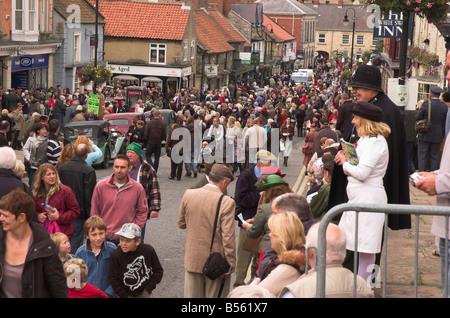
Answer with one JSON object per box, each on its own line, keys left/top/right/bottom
{"left": 63, "top": 135, "right": 305, "bottom": 298}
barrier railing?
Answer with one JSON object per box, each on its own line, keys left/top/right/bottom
{"left": 315, "top": 203, "right": 450, "bottom": 298}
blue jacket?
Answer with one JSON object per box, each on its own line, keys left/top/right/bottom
{"left": 75, "top": 240, "right": 117, "bottom": 296}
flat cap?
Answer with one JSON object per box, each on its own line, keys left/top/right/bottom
{"left": 255, "top": 150, "right": 277, "bottom": 163}
{"left": 210, "top": 164, "right": 234, "bottom": 182}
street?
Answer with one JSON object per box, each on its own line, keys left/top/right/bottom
{"left": 91, "top": 135, "right": 306, "bottom": 297}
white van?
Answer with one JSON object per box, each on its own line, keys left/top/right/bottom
{"left": 290, "top": 69, "right": 314, "bottom": 84}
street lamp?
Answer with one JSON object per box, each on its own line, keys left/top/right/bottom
{"left": 343, "top": 7, "right": 356, "bottom": 70}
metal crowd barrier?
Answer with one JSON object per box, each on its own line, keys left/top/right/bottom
{"left": 315, "top": 203, "right": 450, "bottom": 298}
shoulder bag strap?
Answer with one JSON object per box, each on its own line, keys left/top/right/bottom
{"left": 427, "top": 94, "right": 431, "bottom": 122}
{"left": 209, "top": 194, "right": 225, "bottom": 252}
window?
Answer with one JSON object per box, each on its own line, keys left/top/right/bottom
{"left": 12, "top": 0, "right": 39, "bottom": 40}
{"left": 74, "top": 34, "right": 81, "bottom": 63}
{"left": 191, "top": 40, "right": 195, "bottom": 59}
{"left": 318, "top": 33, "right": 326, "bottom": 44}
{"left": 39, "top": 0, "right": 48, "bottom": 32}
{"left": 183, "top": 41, "right": 188, "bottom": 61}
{"left": 29, "top": 0, "right": 36, "bottom": 31}
{"left": 371, "top": 37, "right": 378, "bottom": 47}
{"left": 149, "top": 43, "right": 166, "bottom": 65}
{"left": 356, "top": 35, "right": 364, "bottom": 46}
{"left": 342, "top": 34, "right": 350, "bottom": 45}
{"left": 15, "top": 0, "right": 23, "bottom": 31}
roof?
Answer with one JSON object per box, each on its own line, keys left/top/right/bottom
{"left": 90, "top": 0, "right": 191, "bottom": 40}
{"left": 263, "top": 14, "right": 296, "bottom": 42}
{"left": 208, "top": 10, "right": 251, "bottom": 47}
{"left": 54, "top": 0, "right": 105, "bottom": 23}
{"left": 230, "top": 3, "right": 263, "bottom": 24}
{"left": 301, "top": 4, "right": 372, "bottom": 31}
{"left": 195, "top": 9, "right": 235, "bottom": 53}
{"left": 256, "top": 0, "right": 318, "bottom": 16}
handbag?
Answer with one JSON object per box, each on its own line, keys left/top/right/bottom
{"left": 302, "top": 144, "right": 312, "bottom": 155}
{"left": 166, "top": 147, "right": 172, "bottom": 158}
{"left": 242, "top": 234, "right": 262, "bottom": 253}
{"left": 202, "top": 194, "right": 230, "bottom": 280}
{"left": 279, "top": 139, "right": 285, "bottom": 152}
{"left": 415, "top": 96, "right": 432, "bottom": 133}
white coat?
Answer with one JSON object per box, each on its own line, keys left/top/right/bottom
{"left": 339, "top": 134, "right": 389, "bottom": 254}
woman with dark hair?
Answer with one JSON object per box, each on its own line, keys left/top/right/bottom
{"left": 0, "top": 188, "right": 68, "bottom": 297}
{"left": 28, "top": 123, "right": 48, "bottom": 187}
{"left": 32, "top": 163, "right": 80, "bottom": 239}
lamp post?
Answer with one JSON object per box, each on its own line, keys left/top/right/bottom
{"left": 343, "top": 7, "right": 356, "bottom": 70}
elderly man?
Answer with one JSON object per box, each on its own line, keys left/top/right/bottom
{"left": 126, "top": 142, "right": 161, "bottom": 243}
{"left": 279, "top": 223, "right": 374, "bottom": 298}
{"left": 233, "top": 150, "right": 276, "bottom": 288}
{"left": 178, "top": 164, "right": 236, "bottom": 298}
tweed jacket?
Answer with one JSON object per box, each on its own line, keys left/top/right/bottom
{"left": 178, "top": 184, "right": 236, "bottom": 274}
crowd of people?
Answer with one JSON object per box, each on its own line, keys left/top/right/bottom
{"left": 0, "top": 53, "right": 449, "bottom": 299}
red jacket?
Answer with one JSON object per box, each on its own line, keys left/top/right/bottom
{"left": 34, "top": 184, "right": 80, "bottom": 238}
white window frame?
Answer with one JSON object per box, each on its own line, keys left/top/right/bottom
{"left": 39, "top": 0, "right": 49, "bottom": 32}
{"left": 191, "top": 40, "right": 195, "bottom": 59}
{"left": 149, "top": 43, "right": 166, "bottom": 65}
{"left": 183, "top": 41, "right": 188, "bottom": 61}
{"left": 12, "top": 0, "right": 39, "bottom": 41}
{"left": 318, "top": 33, "right": 326, "bottom": 44}
{"left": 341, "top": 34, "right": 350, "bottom": 46}
{"left": 74, "top": 33, "right": 81, "bottom": 63}
{"left": 356, "top": 34, "right": 364, "bottom": 46}
{"left": 371, "top": 37, "right": 378, "bottom": 47}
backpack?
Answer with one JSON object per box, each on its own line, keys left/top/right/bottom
{"left": 29, "top": 138, "right": 49, "bottom": 168}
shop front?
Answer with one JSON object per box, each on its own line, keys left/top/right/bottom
{"left": 11, "top": 54, "right": 49, "bottom": 90}
{"left": 107, "top": 63, "right": 193, "bottom": 100}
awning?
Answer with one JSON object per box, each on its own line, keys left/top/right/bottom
{"left": 113, "top": 75, "right": 139, "bottom": 81}
{"left": 141, "top": 76, "right": 162, "bottom": 82}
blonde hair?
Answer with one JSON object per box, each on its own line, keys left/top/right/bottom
{"left": 74, "top": 135, "right": 93, "bottom": 153}
{"left": 63, "top": 258, "right": 88, "bottom": 283}
{"left": 356, "top": 116, "right": 391, "bottom": 137}
{"left": 57, "top": 143, "right": 75, "bottom": 167}
{"left": 32, "top": 163, "right": 62, "bottom": 199}
{"left": 51, "top": 232, "right": 71, "bottom": 258}
{"left": 268, "top": 211, "right": 305, "bottom": 255}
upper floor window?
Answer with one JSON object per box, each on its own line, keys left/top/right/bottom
{"left": 150, "top": 43, "right": 166, "bottom": 65}
{"left": 12, "top": 0, "right": 39, "bottom": 41}
{"left": 341, "top": 34, "right": 350, "bottom": 45}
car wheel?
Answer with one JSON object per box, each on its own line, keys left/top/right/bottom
{"left": 101, "top": 148, "right": 110, "bottom": 169}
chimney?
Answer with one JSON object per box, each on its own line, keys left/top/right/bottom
{"left": 313, "top": 0, "right": 319, "bottom": 7}
{"left": 338, "top": 0, "right": 343, "bottom": 8}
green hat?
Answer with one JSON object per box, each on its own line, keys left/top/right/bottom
{"left": 126, "top": 142, "right": 142, "bottom": 157}
{"left": 255, "top": 174, "right": 288, "bottom": 191}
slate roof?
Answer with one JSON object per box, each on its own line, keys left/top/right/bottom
{"left": 256, "top": 0, "right": 318, "bottom": 16}
{"left": 54, "top": 0, "right": 105, "bottom": 23}
{"left": 301, "top": 3, "right": 372, "bottom": 31}
{"left": 91, "top": 0, "right": 190, "bottom": 40}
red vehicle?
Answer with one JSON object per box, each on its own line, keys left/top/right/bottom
{"left": 103, "top": 112, "right": 145, "bottom": 139}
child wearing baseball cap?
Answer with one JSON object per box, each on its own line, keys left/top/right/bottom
{"left": 108, "top": 223, "right": 164, "bottom": 298}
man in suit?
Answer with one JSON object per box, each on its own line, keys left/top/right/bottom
{"left": 178, "top": 164, "right": 236, "bottom": 298}
{"left": 415, "top": 85, "right": 448, "bottom": 172}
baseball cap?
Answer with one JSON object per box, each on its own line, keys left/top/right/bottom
{"left": 115, "top": 223, "right": 141, "bottom": 239}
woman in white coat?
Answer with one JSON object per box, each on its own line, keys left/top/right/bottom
{"left": 334, "top": 101, "right": 391, "bottom": 282}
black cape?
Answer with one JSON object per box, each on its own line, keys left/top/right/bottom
{"left": 328, "top": 92, "right": 411, "bottom": 230}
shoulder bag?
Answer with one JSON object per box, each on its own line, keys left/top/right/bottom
{"left": 415, "top": 96, "right": 432, "bottom": 133}
{"left": 201, "top": 194, "right": 230, "bottom": 297}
